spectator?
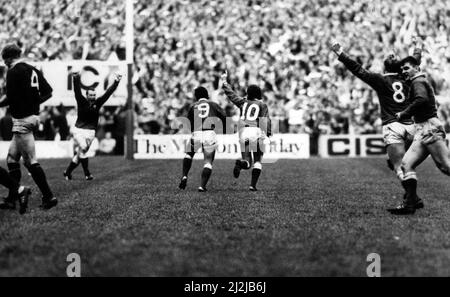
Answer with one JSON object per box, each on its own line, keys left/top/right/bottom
{"left": 98, "top": 132, "right": 116, "bottom": 155}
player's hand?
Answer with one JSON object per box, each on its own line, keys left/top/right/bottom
{"left": 114, "top": 74, "right": 123, "bottom": 82}
{"left": 331, "top": 42, "right": 343, "bottom": 56}
{"left": 219, "top": 70, "right": 228, "bottom": 88}
{"left": 412, "top": 36, "right": 422, "bottom": 48}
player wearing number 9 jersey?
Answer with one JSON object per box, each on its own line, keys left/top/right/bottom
{"left": 221, "top": 71, "right": 271, "bottom": 191}
{"left": 331, "top": 42, "right": 423, "bottom": 198}
{"left": 179, "top": 86, "right": 226, "bottom": 192}
{"left": 0, "top": 44, "right": 56, "bottom": 211}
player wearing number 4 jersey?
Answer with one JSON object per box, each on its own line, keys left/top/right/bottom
{"left": 179, "top": 87, "right": 226, "bottom": 192}
{"left": 220, "top": 71, "right": 271, "bottom": 191}
{"left": 0, "top": 44, "right": 56, "bottom": 212}
{"left": 332, "top": 40, "right": 423, "bottom": 208}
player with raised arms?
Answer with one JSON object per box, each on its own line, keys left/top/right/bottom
{"left": 220, "top": 71, "right": 271, "bottom": 191}
{"left": 388, "top": 56, "right": 450, "bottom": 215}
{"left": 331, "top": 39, "right": 423, "bottom": 209}
{"left": 0, "top": 44, "right": 56, "bottom": 211}
{"left": 178, "top": 86, "right": 226, "bottom": 192}
{"left": 63, "top": 70, "right": 122, "bottom": 181}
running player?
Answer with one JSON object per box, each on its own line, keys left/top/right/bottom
{"left": 0, "top": 44, "right": 57, "bottom": 210}
{"left": 178, "top": 86, "right": 226, "bottom": 192}
{"left": 220, "top": 71, "right": 271, "bottom": 191}
{"left": 331, "top": 40, "right": 423, "bottom": 208}
{"left": 389, "top": 56, "right": 450, "bottom": 215}
{"left": 63, "top": 71, "right": 122, "bottom": 181}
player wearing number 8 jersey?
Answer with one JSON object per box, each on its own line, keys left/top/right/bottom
{"left": 179, "top": 86, "right": 226, "bottom": 192}
{"left": 220, "top": 71, "right": 271, "bottom": 191}
{"left": 0, "top": 44, "right": 56, "bottom": 212}
{"left": 331, "top": 40, "right": 424, "bottom": 208}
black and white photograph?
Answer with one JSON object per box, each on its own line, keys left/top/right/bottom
{"left": 1, "top": 0, "right": 450, "bottom": 284}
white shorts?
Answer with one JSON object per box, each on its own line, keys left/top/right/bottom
{"left": 382, "top": 122, "right": 415, "bottom": 146}
{"left": 239, "top": 127, "right": 265, "bottom": 143}
{"left": 190, "top": 130, "right": 218, "bottom": 153}
{"left": 73, "top": 127, "right": 96, "bottom": 157}
{"left": 12, "top": 115, "right": 39, "bottom": 134}
{"left": 414, "top": 117, "right": 446, "bottom": 145}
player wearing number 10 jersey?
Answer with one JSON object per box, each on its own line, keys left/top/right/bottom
{"left": 220, "top": 71, "right": 271, "bottom": 191}
{"left": 179, "top": 86, "right": 226, "bottom": 192}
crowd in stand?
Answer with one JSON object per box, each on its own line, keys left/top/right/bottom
{"left": 1, "top": 0, "right": 450, "bottom": 151}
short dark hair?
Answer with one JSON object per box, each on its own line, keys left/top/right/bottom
{"left": 1, "top": 44, "right": 22, "bottom": 60}
{"left": 86, "top": 87, "right": 96, "bottom": 93}
{"left": 247, "top": 85, "right": 262, "bottom": 100}
{"left": 399, "top": 56, "right": 420, "bottom": 67}
{"left": 384, "top": 55, "right": 400, "bottom": 73}
{"left": 194, "top": 86, "right": 209, "bottom": 100}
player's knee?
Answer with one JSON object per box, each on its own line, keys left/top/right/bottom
{"left": 184, "top": 154, "right": 193, "bottom": 160}
{"left": 401, "top": 160, "right": 412, "bottom": 173}
{"left": 253, "top": 162, "right": 262, "bottom": 170}
{"left": 204, "top": 163, "right": 212, "bottom": 170}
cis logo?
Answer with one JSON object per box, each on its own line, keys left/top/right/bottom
{"left": 67, "top": 65, "right": 101, "bottom": 91}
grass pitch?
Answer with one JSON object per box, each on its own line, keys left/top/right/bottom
{"left": 1, "top": 156, "right": 450, "bottom": 277}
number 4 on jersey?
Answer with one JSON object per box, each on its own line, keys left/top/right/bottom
{"left": 31, "top": 70, "right": 39, "bottom": 90}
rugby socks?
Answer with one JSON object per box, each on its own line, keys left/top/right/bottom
{"left": 401, "top": 172, "right": 417, "bottom": 205}
{"left": 0, "top": 166, "right": 19, "bottom": 201}
{"left": 28, "top": 163, "right": 53, "bottom": 200}
{"left": 201, "top": 163, "right": 213, "bottom": 189}
{"left": 182, "top": 155, "right": 193, "bottom": 178}
{"left": 80, "top": 158, "right": 91, "bottom": 176}
{"left": 65, "top": 161, "right": 79, "bottom": 175}
{"left": 7, "top": 162, "right": 22, "bottom": 184}
{"left": 251, "top": 162, "right": 262, "bottom": 188}
{"left": 240, "top": 160, "right": 251, "bottom": 170}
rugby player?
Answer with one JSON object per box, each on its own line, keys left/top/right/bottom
{"left": 178, "top": 86, "right": 226, "bottom": 192}
{"left": 332, "top": 40, "right": 423, "bottom": 208}
{"left": 220, "top": 71, "right": 271, "bottom": 191}
{"left": 0, "top": 44, "right": 56, "bottom": 211}
{"left": 63, "top": 71, "right": 122, "bottom": 181}
{"left": 389, "top": 56, "right": 450, "bottom": 215}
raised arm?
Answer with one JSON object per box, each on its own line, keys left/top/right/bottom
{"left": 331, "top": 43, "right": 383, "bottom": 89}
{"left": 220, "top": 71, "right": 246, "bottom": 108}
{"left": 411, "top": 36, "right": 423, "bottom": 65}
{"left": 72, "top": 72, "right": 85, "bottom": 104}
{"left": 96, "top": 74, "right": 122, "bottom": 107}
